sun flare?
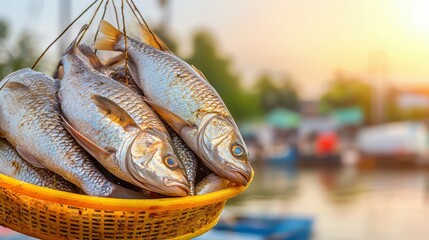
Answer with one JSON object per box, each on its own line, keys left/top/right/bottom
{"left": 403, "top": 0, "right": 429, "bottom": 35}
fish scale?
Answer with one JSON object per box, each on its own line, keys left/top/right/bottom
{"left": 94, "top": 21, "right": 252, "bottom": 186}
{"left": 166, "top": 63, "right": 228, "bottom": 118}
{"left": 0, "top": 138, "right": 80, "bottom": 193}
{"left": 108, "top": 66, "right": 143, "bottom": 95}
{"left": 167, "top": 124, "right": 198, "bottom": 195}
{"left": 77, "top": 46, "right": 200, "bottom": 195}
{"left": 93, "top": 83, "right": 160, "bottom": 129}
{"left": 0, "top": 68, "right": 139, "bottom": 197}
{"left": 62, "top": 81, "right": 135, "bottom": 161}
{"left": 58, "top": 35, "right": 189, "bottom": 196}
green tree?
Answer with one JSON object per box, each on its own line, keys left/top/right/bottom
{"left": 255, "top": 74, "right": 277, "bottom": 112}
{"left": 279, "top": 77, "right": 300, "bottom": 111}
{"left": 153, "top": 27, "right": 178, "bottom": 54}
{"left": 0, "top": 20, "right": 40, "bottom": 79}
{"left": 320, "top": 73, "right": 372, "bottom": 124}
{"left": 255, "top": 73, "right": 300, "bottom": 113}
{"left": 185, "top": 31, "right": 249, "bottom": 120}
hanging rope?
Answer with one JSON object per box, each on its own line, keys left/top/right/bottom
{"left": 93, "top": 0, "right": 111, "bottom": 54}
{"left": 31, "top": 0, "right": 98, "bottom": 69}
{"left": 121, "top": 0, "right": 129, "bottom": 85}
{"left": 127, "top": 0, "right": 163, "bottom": 49}
{"left": 31, "top": 0, "right": 153, "bottom": 74}
{"left": 125, "top": 0, "right": 142, "bottom": 25}
{"left": 77, "top": 0, "right": 105, "bottom": 45}
{"left": 111, "top": 0, "right": 121, "bottom": 29}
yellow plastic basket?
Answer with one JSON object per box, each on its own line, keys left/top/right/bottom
{"left": 0, "top": 172, "right": 252, "bottom": 239}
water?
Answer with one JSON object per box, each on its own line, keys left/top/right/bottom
{"left": 224, "top": 163, "right": 429, "bottom": 240}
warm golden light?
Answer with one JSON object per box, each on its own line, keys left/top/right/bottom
{"left": 398, "top": 0, "right": 429, "bottom": 36}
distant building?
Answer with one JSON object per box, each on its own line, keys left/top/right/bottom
{"left": 395, "top": 86, "right": 429, "bottom": 109}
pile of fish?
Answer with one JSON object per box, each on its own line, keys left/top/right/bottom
{"left": 0, "top": 21, "right": 252, "bottom": 198}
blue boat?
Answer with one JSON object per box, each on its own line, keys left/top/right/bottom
{"left": 266, "top": 145, "right": 299, "bottom": 165}
{"left": 196, "top": 215, "right": 313, "bottom": 240}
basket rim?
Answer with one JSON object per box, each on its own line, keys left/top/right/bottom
{"left": 0, "top": 171, "right": 253, "bottom": 211}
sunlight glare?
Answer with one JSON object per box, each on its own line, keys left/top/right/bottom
{"left": 406, "top": 0, "right": 429, "bottom": 35}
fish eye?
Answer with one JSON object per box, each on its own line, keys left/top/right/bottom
{"left": 231, "top": 144, "right": 244, "bottom": 157}
{"left": 164, "top": 156, "right": 178, "bottom": 168}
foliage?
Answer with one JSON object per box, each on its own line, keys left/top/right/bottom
{"left": 153, "top": 27, "right": 178, "bottom": 54}
{"left": 0, "top": 20, "right": 40, "bottom": 79}
{"left": 185, "top": 30, "right": 301, "bottom": 120}
{"left": 185, "top": 31, "right": 251, "bottom": 120}
{"left": 255, "top": 73, "right": 300, "bottom": 113}
{"left": 320, "top": 74, "right": 372, "bottom": 124}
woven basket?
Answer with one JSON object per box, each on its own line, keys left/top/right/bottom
{"left": 0, "top": 172, "right": 252, "bottom": 239}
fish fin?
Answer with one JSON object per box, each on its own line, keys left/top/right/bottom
{"left": 137, "top": 23, "right": 173, "bottom": 54}
{"left": 15, "top": 145, "right": 46, "bottom": 169}
{"left": 91, "top": 94, "right": 139, "bottom": 132}
{"left": 104, "top": 53, "right": 125, "bottom": 67}
{"left": 0, "top": 129, "right": 9, "bottom": 139}
{"left": 127, "top": 60, "right": 140, "bottom": 84}
{"left": 191, "top": 65, "right": 209, "bottom": 82}
{"left": 3, "top": 82, "right": 30, "bottom": 91}
{"left": 63, "top": 25, "right": 88, "bottom": 55}
{"left": 78, "top": 44, "right": 103, "bottom": 70}
{"left": 60, "top": 115, "right": 114, "bottom": 160}
{"left": 143, "top": 99, "right": 193, "bottom": 133}
{"left": 94, "top": 20, "right": 123, "bottom": 51}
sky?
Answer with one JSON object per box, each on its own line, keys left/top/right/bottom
{"left": 1, "top": 0, "right": 429, "bottom": 99}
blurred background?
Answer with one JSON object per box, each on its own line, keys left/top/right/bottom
{"left": 2, "top": 0, "right": 429, "bottom": 239}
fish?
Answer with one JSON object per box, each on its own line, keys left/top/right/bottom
{"left": 79, "top": 44, "right": 199, "bottom": 195}
{"left": 165, "top": 123, "right": 198, "bottom": 195}
{"left": 78, "top": 44, "right": 143, "bottom": 95}
{"left": 195, "top": 157, "right": 214, "bottom": 184}
{"left": 89, "top": 155, "right": 164, "bottom": 199}
{"left": 0, "top": 138, "right": 80, "bottom": 193}
{"left": 94, "top": 20, "right": 253, "bottom": 186}
{"left": 0, "top": 68, "right": 144, "bottom": 198}
{"left": 56, "top": 26, "right": 190, "bottom": 196}
{"left": 195, "top": 173, "right": 234, "bottom": 195}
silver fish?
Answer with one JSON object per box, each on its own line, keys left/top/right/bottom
{"left": 166, "top": 123, "right": 198, "bottom": 195}
{"left": 0, "top": 138, "right": 80, "bottom": 193}
{"left": 195, "top": 157, "right": 214, "bottom": 184}
{"left": 94, "top": 20, "right": 253, "bottom": 186}
{"left": 78, "top": 44, "right": 144, "bottom": 95}
{"left": 0, "top": 68, "right": 142, "bottom": 198}
{"left": 195, "top": 173, "right": 233, "bottom": 195}
{"left": 56, "top": 27, "right": 190, "bottom": 196}
{"left": 79, "top": 44, "right": 199, "bottom": 195}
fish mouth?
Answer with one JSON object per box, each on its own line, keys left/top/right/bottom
{"left": 164, "top": 178, "right": 191, "bottom": 197}
{"left": 137, "top": 180, "right": 190, "bottom": 197}
{"left": 224, "top": 164, "right": 252, "bottom": 186}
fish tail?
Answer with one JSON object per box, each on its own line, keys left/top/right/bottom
{"left": 137, "top": 23, "right": 172, "bottom": 54}
{"left": 94, "top": 20, "right": 123, "bottom": 51}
